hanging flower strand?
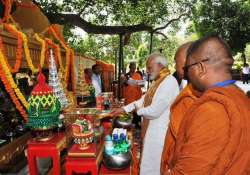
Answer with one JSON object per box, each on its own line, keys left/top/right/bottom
{"left": 4, "top": 24, "right": 38, "bottom": 73}
{"left": 34, "top": 33, "right": 46, "bottom": 68}
{"left": 70, "top": 49, "right": 76, "bottom": 93}
{"left": 21, "top": 32, "right": 38, "bottom": 73}
{"left": 0, "top": 50, "right": 29, "bottom": 109}
{"left": 3, "top": 23, "right": 24, "bottom": 73}
{"left": 0, "top": 50, "right": 28, "bottom": 121}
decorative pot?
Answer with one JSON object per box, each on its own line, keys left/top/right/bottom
{"left": 72, "top": 131, "right": 94, "bottom": 150}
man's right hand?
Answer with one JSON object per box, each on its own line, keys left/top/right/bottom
{"left": 110, "top": 108, "right": 126, "bottom": 116}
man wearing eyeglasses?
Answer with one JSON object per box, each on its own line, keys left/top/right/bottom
{"left": 164, "top": 35, "right": 250, "bottom": 175}
{"left": 160, "top": 42, "right": 201, "bottom": 174}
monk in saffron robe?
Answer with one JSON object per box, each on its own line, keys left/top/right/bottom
{"left": 123, "top": 62, "right": 143, "bottom": 105}
{"left": 160, "top": 41, "right": 199, "bottom": 174}
{"left": 165, "top": 35, "right": 250, "bottom": 175}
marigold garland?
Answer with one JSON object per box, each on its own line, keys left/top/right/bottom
{"left": 4, "top": 24, "right": 39, "bottom": 73}
{"left": 0, "top": 49, "right": 28, "bottom": 121}
{"left": 70, "top": 50, "right": 76, "bottom": 92}
{"left": 21, "top": 32, "right": 38, "bottom": 73}
{"left": 0, "top": 50, "right": 29, "bottom": 109}
{"left": 3, "top": 23, "right": 23, "bottom": 73}
{"left": 34, "top": 33, "right": 46, "bottom": 68}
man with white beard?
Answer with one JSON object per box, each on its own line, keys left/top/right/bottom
{"left": 111, "top": 53, "right": 179, "bottom": 175}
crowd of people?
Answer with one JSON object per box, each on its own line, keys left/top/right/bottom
{"left": 111, "top": 35, "right": 250, "bottom": 175}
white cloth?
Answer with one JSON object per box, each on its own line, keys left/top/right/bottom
{"left": 180, "top": 79, "right": 188, "bottom": 90}
{"left": 242, "top": 67, "right": 250, "bottom": 74}
{"left": 91, "top": 74, "right": 102, "bottom": 96}
{"left": 123, "top": 75, "right": 179, "bottom": 175}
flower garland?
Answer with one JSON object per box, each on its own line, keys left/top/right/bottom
{"left": 3, "top": 23, "right": 23, "bottom": 73}
{"left": 21, "top": 32, "right": 38, "bottom": 73}
{"left": 34, "top": 33, "right": 46, "bottom": 68}
{"left": 4, "top": 24, "right": 38, "bottom": 73}
{"left": 0, "top": 49, "right": 28, "bottom": 122}
{"left": 0, "top": 49, "right": 29, "bottom": 109}
{"left": 0, "top": 0, "right": 12, "bottom": 23}
{"left": 45, "top": 38, "right": 64, "bottom": 71}
{"left": 70, "top": 50, "right": 76, "bottom": 92}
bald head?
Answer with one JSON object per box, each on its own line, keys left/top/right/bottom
{"left": 175, "top": 42, "right": 193, "bottom": 80}
{"left": 187, "top": 35, "right": 234, "bottom": 73}
{"left": 185, "top": 35, "right": 234, "bottom": 92}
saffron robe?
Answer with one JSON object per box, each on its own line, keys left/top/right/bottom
{"left": 123, "top": 75, "right": 179, "bottom": 175}
{"left": 161, "top": 84, "right": 198, "bottom": 174}
{"left": 123, "top": 72, "right": 143, "bottom": 104}
{"left": 165, "top": 86, "right": 250, "bottom": 175}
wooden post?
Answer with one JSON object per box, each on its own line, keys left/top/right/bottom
{"left": 147, "top": 32, "right": 154, "bottom": 90}
{"left": 149, "top": 32, "right": 153, "bottom": 54}
{"left": 118, "top": 34, "right": 124, "bottom": 99}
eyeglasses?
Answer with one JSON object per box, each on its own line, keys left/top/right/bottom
{"left": 183, "top": 58, "right": 210, "bottom": 73}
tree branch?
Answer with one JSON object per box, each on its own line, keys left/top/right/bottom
{"left": 155, "top": 31, "right": 168, "bottom": 40}
{"left": 47, "top": 13, "right": 153, "bottom": 35}
{"left": 78, "top": 1, "right": 95, "bottom": 16}
{"left": 153, "top": 13, "right": 189, "bottom": 32}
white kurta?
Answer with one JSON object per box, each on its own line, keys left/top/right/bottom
{"left": 123, "top": 75, "right": 179, "bottom": 175}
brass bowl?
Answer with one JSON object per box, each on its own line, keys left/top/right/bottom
{"left": 113, "top": 114, "right": 132, "bottom": 129}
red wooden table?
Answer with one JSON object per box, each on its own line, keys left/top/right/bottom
{"left": 27, "top": 133, "right": 66, "bottom": 175}
{"left": 65, "top": 142, "right": 104, "bottom": 175}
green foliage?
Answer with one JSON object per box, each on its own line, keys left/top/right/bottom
{"left": 232, "top": 43, "right": 250, "bottom": 71}
{"left": 244, "top": 43, "right": 250, "bottom": 62}
{"left": 35, "top": 0, "right": 193, "bottom": 26}
{"left": 33, "top": 0, "right": 194, "bottom": 68}
{"left": 233, "top": 52, "right": 244, "bottom": 71}
{"left": 192, "top": 0, "right": 250, "bottom": 53}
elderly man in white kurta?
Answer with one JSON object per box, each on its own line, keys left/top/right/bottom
{"left": 111, "top": 53, "right": 179, "bottom": 175}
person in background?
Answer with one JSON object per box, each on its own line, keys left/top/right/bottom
{"left": 123, "top": 62, "right": 143, "bottom": 104}
{"left": 173, "top": 42, "right": 193, "bottom": 90}
{"left": 242, "top": 63, "right": 249, "bottom": 84}
{"left": 164, "top": 35, "right": 250, "bottom": 175}
{"left": 111, "top": 53, "right": 179, "bottom": 175}
{"left": 84, "top": 68, "right": 93, "bottom": 85}
{"left": 91, "top": 64, "right": 103, "bottom": 96}
{"left": 123, "top": 62, "right": 143, "bottom": 128}
{"left": 160, "top": 42, "right": 200, "bottom": 174}
{"left": 136, "top": 67, "right": 143, "bottom": 77}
